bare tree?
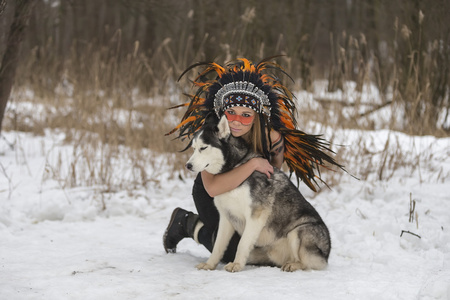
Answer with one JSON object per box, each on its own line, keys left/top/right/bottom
{"left": 0, "top": 0, "right": 36, "bottom": 133}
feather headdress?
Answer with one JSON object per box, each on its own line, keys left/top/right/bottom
{"left": 167, "top": 57, "right": 344, "bottom": 192}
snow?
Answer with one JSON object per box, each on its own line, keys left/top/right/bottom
{"left": 1, "top": 107, "right": 450, "bottom": 299}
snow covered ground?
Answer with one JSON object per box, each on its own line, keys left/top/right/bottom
{"left": 1, "top": 116, "right": 450, "bottom": 299}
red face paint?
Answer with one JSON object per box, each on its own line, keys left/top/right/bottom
{"left": 224, "top": 110, "right": 255, "bottom": 126}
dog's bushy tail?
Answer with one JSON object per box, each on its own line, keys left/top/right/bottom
{"left": 297, "top": 223, "right": 331, "bottom": 270}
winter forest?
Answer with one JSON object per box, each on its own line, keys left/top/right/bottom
{"left": 1, "top": 1, "right": 449, "bottom": 299}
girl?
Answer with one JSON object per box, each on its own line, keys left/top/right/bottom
{"left": 163, "top": 57, "right": 343, "bottom": 262}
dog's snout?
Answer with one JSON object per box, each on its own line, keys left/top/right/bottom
{"left": 186, "top": 162, "right": 193, "bottom": 171}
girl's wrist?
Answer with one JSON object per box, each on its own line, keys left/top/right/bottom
{"left": 249, "top": 158, "right": 258, "bottom": 172}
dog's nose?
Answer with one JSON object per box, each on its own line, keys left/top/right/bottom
{"left": 186, "top": 163, "right": 192, "bottom": 171}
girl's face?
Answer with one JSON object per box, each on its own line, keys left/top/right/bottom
{"left": 224, "top": 106, "right": 256, "bottom": 137}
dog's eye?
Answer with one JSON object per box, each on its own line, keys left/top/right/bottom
{"left": 200, "top": 146, "right": 208, "bottom": 151}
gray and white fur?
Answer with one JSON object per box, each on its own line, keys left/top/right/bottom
{"left": 186, "top": 114, "right": 331, "bottom": 272}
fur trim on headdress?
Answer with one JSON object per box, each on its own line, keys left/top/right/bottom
{"left": 167, "top": 57, "right": 345, "bottom": 192}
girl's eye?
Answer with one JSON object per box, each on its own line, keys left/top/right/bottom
{"left": 242, "top": 113, "right": 252, "bottom": 118}
{"left": 226, "top": 110, "right": 235, "bottom": 115}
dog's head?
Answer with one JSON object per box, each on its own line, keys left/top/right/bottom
{"left": 185, "top": 114, "right": 231, "bottom": 174}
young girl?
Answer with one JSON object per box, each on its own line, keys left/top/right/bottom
{"left": 163, "top": 57, "right": 343, "bottom": 262}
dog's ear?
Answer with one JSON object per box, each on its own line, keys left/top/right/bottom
{"left": 204, "top": 112, "right": 219, "bottom": 125}
{"left": 217, "top": 115, "right": 230, "bottom": 139}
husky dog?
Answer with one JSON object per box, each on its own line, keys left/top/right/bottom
{"left": 186, "top": 114, "right": 331, "bottom": 272}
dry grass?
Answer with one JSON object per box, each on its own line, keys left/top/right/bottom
{"left": 2, "top": 24, "right": 449, "bottom": 193}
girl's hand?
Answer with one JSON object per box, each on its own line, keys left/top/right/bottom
{"left": 251, "top": 157, "right": 274, "bottom": 178}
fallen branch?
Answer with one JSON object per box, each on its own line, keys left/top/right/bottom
{"left": 358, "top": 101, "right": 392, "bottom": 118}
{"left": 313, "top": 97, "right": 393, "bottom": 119}
{"left": 400, "top": 230, "right": 421, "bottom": 239}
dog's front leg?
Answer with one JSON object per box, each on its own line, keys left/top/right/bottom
{"left": 225, "top": 215, "right": 268, "bottom": 272}
{"left": 196, "top": 216, "right": 235, "bottom": 271}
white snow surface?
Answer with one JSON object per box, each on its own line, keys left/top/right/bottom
{"left": 1, "top": 127, "right": 450, "bottom": 299}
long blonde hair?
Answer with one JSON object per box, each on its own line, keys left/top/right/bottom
{"left": 243, "top": 115, "right": 268, "bottom": 157}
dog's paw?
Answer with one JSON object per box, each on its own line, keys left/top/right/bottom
{"left": 196, "top": 262, "right": 215, "bottom": 270}
{"left": 224, "top": 262, "right": 243, "bottom": 272}
{"left": 281, "top": 262, "right": 303, "bottom": 272}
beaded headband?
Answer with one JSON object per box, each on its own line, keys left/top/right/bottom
{"left": 213, "top": 81, "right": 271, "bottom": 117}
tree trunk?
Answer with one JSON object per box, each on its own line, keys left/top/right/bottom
{"left": 0, "top": 0, "right": 36, "bottom": 133}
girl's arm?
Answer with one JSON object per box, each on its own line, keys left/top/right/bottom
{"left": 270, "top": 145, "right": 284, "bottom": 169}
{"left": 201, "top": 157, "right": 273, "bottom": 197}
{"left": 269, "top": 130, "right": 284, "bottom": 169}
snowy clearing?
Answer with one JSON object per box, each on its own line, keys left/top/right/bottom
{"left": 1, "top": 125, "right": 449, "bottom": 299}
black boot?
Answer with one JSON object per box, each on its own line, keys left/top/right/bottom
{"left": 163, "top": 207, "right": 199, "bottom": 253}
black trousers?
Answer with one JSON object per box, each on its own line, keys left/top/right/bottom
{"left": 192, "top": 173, "right": 240, "bottom": 263}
